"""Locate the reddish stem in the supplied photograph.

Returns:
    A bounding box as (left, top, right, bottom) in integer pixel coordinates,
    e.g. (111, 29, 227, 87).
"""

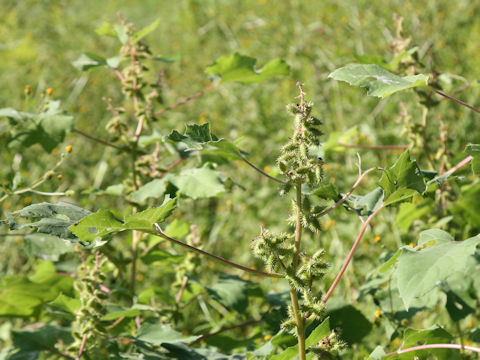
(154, 81, 221, 116)
(322, 203, 385, 304)
(383, 343, 480, 357)
(338, 143, 408, 150)
(317, 167, 378, 218)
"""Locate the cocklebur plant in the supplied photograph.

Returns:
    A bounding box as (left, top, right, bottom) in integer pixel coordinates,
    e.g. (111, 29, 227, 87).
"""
(251, 84, 339, 359)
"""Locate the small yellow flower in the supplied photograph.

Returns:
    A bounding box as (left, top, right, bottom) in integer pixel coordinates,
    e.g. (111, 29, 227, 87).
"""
(401, 319, 408, 326)
(375, 310, 382, 318)
(263, 165, 271, 173)
(243, 275, 250, 281)
(465, 340, 472, 346)
(24, 85, 32, 95)
(136, 273, 144, 281)
(57, 174, 63, 180)
(226, 199, 232, 206)
(322, 219, 336, 231)
(24, 196, 32, 204)
(408, 242, 415, 248)
(467, 321, 473, 328)
(374, 235, 381, 243)
(66, 145, 73, 152)
(46, 88, 53, 95)
(264, 334, 271, 341)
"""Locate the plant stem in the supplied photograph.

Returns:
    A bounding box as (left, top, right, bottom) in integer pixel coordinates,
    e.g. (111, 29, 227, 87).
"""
(383, 343, 480, 357)
(338, 143, 408, 150)
(317, 167, 378, 218)
(239, 154, 286, 184)
(75, 333, 88, 360)
(429, 86, 480, 114)
(153, 81, 221, 116)
(322, 203, 385, 304)
(153, 224, 283, 278)
(290, 182, 306, 360)
(73, 128, 126, 151)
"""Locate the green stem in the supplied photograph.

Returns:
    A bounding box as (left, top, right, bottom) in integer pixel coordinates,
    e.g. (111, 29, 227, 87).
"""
(291, 182, 306, 360)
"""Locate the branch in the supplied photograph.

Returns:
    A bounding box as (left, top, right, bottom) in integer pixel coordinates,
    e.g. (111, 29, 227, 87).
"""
(322, 203, 385, 304)
(317, 167, 378, 218)
(383, 343, 480, 357)
(338, 143, 408, 150)
(429, 86, 480, 114)
(239, 154, 286, 184)
(154, 81, 221, 116)
(443, 155, 473, 177)
(153, 224, 283, 278)
(73, 129, 126, 151)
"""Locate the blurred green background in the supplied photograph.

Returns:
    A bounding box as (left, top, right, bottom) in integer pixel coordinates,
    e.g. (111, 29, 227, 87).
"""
(1, 0, 480, 357)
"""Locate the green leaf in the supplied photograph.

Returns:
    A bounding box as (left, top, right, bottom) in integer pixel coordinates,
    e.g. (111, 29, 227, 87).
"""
(0, 261, 73, 317)
(7, 202, 92, 240)
(310, 183, 340, 200)
(326, 302, 371, 344)
(465, 143, 480, 175)
(166, 123, 244, 160)
(11, 325, 73, 354)
(5, 100, 74, 152)
(95, 22, 117, 37)
(207, 275, 250, 313)
(395, 200, 434, 233)
(305, 317, 331, 347)
(347, 186, 384, 216)
(368, 346, 387, 360)
(68, 209, 124, 243)
(131, 18, 161, 44)
(124, 200, 177, 231)
(269, 318, 330, 360)
(49, 293, 81, 314)
(391, 327, 460, 360)
(101, 308, 142, 321)
(24, 233, 75, 261)
(395, 232, 480, 310)
(205, 53, 290, 83)
(378, 150, 426, 205)
(70, 198, 176, 243)
(167, 166, 226, 199)
(328, 64, 429, 98)
(130, 179, 168, 203)
(141, 249, 184, 265)
(445, 289, 475, 322)
(72, 52, 107, 71)
(136, 323, 201, 345)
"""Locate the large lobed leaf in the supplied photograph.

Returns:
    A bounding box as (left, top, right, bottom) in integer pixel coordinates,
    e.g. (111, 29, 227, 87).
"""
(395, 229, 480, 310)
(205, 53, 290, 83)
(328, 64, 428, 98)
(69, 197, 176, 243)
(1, 100, 74, 153)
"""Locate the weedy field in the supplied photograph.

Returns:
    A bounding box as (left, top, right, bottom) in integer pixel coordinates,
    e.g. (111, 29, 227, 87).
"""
(1, 1, 480, 359)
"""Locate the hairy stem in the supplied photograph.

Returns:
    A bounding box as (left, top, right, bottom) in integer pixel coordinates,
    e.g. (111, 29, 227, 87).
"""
(290, 182, 306, 360)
